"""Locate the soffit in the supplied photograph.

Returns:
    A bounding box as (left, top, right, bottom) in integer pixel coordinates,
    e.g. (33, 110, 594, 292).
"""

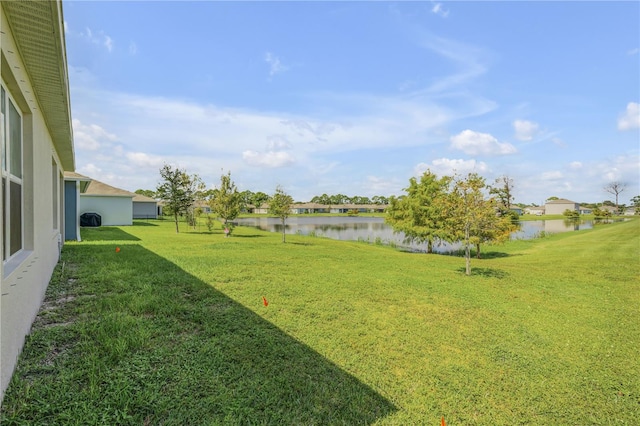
(3, 0, 74, 170)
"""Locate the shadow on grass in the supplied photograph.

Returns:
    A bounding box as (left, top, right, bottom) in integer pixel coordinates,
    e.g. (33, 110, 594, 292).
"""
(80, 226, 141, 241)
(229, 234, 267, 239)
(1, 244, 396, 425)
(131, 220, 159, 226)
(457, 267, 509, 278)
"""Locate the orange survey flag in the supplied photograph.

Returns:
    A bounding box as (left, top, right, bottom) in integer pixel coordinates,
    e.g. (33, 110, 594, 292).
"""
(262, 296, 268, 307)
(441, 416, 446, 426)
(115, 247, 121, 253)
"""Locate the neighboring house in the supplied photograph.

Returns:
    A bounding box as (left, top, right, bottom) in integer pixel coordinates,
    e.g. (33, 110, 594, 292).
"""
(329, 204, 387, 214)
(65, 172, 158, 224)
(254, 203, 386, 215)
(290, 203, 329, 214)
(71, 174, 134, 226)
(579, 206, 593, 215)
(1, 1, 74, 400)
(510, 207, 524, 216)
(133, 193, 158, 219)
(545, 198, 579, 215)
(193, 200, 211, 214)
(598, 205, 618, 215)
(525, 206, 545, 216)
(623, 207, 638, 216)
(63, 172, 91, 241)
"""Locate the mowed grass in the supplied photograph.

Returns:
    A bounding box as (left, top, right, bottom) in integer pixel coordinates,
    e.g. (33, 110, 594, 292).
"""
(2, 218, 638, 424)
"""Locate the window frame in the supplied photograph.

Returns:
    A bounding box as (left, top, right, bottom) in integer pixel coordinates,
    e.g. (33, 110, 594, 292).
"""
(1, 82, 24, 262)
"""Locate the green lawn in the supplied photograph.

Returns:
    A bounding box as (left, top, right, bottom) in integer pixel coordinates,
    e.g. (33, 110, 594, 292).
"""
(2, 218, 639, 425)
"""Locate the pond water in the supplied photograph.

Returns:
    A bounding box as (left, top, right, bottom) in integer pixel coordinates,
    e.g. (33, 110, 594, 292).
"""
(235, 216, 596, 253)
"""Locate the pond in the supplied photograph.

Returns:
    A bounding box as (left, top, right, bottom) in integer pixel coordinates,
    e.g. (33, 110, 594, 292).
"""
(235, 216, 596, 253)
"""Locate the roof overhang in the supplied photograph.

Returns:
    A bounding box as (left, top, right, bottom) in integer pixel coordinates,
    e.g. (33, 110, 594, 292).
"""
(2, 0, 74, 170)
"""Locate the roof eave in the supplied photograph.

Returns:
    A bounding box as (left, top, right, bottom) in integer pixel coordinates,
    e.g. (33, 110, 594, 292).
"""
(2, 0, 74, 170)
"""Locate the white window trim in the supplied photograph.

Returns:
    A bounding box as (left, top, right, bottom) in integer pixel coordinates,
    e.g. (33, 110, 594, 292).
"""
(1, 81, 24, 264)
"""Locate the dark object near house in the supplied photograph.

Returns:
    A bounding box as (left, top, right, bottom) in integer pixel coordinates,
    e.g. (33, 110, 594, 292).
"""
(80, 212, 101, 227)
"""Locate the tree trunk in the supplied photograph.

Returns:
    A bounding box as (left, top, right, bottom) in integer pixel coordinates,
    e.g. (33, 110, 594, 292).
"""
(475, 243, 481, 259)
(465, 225, 471, 275)
(174, 213, 179, 233)
(281, 218, 286, 243)
(427, 238, 433, 254)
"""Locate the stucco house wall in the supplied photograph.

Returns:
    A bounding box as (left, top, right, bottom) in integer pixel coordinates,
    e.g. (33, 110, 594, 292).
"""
(81, 195, 133, 226)
(73, 175, 135, 226)
(1, 1, 74, 401)
(133, 194, 158, 219)
(545, 199, 579, 215)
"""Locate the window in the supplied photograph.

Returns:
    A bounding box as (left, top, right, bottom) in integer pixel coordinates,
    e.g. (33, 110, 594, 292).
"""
(1, 84, 23, 260)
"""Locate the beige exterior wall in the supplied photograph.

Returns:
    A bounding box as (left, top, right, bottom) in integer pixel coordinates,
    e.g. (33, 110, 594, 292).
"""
(545, 201, 579, 215)
(0, 7, 67, 400)
(133, 201, 158, 219)
(80, 196, 134, 226)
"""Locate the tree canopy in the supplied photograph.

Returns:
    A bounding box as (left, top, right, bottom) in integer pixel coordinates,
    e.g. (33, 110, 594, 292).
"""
(156, 164, 203, 233)
(385, 170, 452, 254)
(269, 185, 294, 243)
(387, 171, 516, 275)
(134, 189, 156, 199)
(209, 171, 241, 235)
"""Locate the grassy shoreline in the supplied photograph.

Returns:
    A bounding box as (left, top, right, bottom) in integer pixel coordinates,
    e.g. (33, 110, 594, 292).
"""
(2, 218, 638, 424)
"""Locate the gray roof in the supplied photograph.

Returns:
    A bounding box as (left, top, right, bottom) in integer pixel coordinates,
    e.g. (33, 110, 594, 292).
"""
(132, 193, 157, 203)
(545, 198, 577, 204)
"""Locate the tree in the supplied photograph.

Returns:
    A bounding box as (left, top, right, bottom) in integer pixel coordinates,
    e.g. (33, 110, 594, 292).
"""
(310, 194, 331, 205)
(269, 185, 293, 243)
(252, 191, 270, 209)
(330, 194, 349, 204)
(238, 190, 254, 208)
(631, 195, 640, 214)
(446, 173, 512, 275)
(489, 175, 515, 217)
(604, 181, 626, 214)
(209, 171, 241, 236)
(385, 170, 452, 254)
(156, 164, 202, 233)
(372, 195, 389, 205)
(134, 189, 156, 199)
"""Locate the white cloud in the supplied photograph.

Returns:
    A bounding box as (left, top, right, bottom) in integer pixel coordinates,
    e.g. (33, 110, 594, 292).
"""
(78, 163, 102, 176)
(628, 47, 639, 56)
(541, 171, 564, 181)
(431, 2, 449, 18)
(242, 150, 295, 168)
(450, 129, 516, 156)
(617, 102, 640, 131)
(415, 158, 489, 177)
(72, 118, 118, 151)
(104, 36, 113, 53)
(129, 42, 138, 56)
(126, 152, 165, 169)
(265, 52, 289, 77)
(569, 161, 583, 170)
(416, 36, 488, 94)
(266, 135, 291, 151)
(365, 176, 402, 195)
(69, 26, 114, 53)
(513, 119, 540, 141)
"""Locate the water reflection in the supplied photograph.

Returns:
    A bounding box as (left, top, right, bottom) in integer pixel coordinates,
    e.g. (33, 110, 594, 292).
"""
(236, 217, 596, 253)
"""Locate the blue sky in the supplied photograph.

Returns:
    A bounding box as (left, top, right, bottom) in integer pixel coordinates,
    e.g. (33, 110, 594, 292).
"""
(64, 1, 639, 205)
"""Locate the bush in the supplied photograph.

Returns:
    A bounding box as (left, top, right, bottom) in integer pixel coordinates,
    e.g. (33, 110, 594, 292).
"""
(563, 209, 579, 219)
